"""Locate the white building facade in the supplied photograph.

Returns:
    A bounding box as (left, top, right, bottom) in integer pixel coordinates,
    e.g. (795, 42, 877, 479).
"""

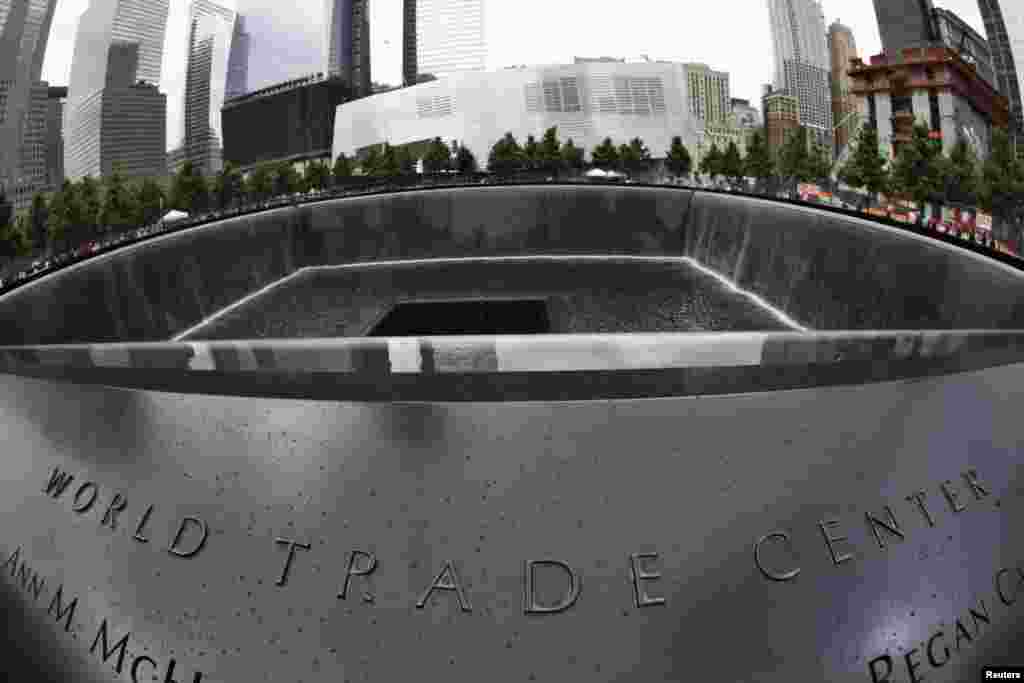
(416, 0, 485, 77)
(332, 62, 703, 171)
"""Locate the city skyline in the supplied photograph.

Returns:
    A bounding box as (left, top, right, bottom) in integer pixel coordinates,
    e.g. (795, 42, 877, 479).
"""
(37, 0, 992, 156)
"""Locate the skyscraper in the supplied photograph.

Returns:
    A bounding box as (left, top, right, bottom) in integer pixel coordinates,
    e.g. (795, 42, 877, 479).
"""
(872, 0, 937, 54)
(0, 0, 58, 203)
(324, 0, 370, 97)
(683, 64, 730, 123)
(44, 85, 66, 192)
(416, 0, 485, 78)
(403, 0, 417, 86)
(978, 0, 1024, 152)
(932, 7, 997, 91)
(766, 0, 833, 155)
(183, 0, 237, 176)
(64, 0, 170, 181)
(226, 15, 250, 100)
(829, 21, 858, 153)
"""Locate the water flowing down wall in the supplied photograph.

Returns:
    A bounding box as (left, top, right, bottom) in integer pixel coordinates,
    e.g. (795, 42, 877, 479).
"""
(0, 186, 1023, 683)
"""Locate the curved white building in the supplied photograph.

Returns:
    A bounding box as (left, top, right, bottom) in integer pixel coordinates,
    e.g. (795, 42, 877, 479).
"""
(332, 62, 703, 170)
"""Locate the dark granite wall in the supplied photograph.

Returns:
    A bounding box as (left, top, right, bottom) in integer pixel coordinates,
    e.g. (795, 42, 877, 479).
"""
(0, 185, 1021, 345)
(683, 193, 1024, 330)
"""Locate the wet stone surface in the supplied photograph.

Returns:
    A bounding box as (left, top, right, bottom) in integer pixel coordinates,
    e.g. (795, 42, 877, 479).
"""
(183, 259, 792, 340)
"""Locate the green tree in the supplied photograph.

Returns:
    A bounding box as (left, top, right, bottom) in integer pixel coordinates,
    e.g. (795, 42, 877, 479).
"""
(722, 141, 744, 186)
(488, 132, 525, 177)
(839, 125, 890, 209)
(538, 128, 562, 174)
(46, 181, 70, 251)
(0, 187, 11, 233)
(169, 161, 193, 211)
(395, 145, 416, 175)
(99, 163, 137, 234)
(133, 178, 165, 226)
(622, 137, 652, 176)
(890, 123, 945, 219)
(170, 161, 209, 214)
(522, 135, 541, 172)
(332, 153, 353, 186)
(28, 192, 49, 254)
(12, 213, 31, 256)
(0, 219, 21, 263)
(423, 137, 451, 174)
(699, 143, 723, 183)
(777, 127, 812, 195)
(941, 135, 979, 207)
(0, 199, 15, 262)
(560, 138, 584, 175)
(191, 173, 210, 213)
(743, 130, 774, 192)
(361, 146, 381, 176)
(77, 176, 102, 239)
(665, 136, 693, 180)
(370, 143, 400, 177)
(303, 160, 331, 192)
(214, 161, 245, 208)
(590, 137, 620, 171)
(539, 127, 562, 177)
(978, 127, 1024, 242)
(455, 143, 478, 174)
(273, 161, 301, 194)
(246, 163, 274, 202)
(62, 180, 91, 249)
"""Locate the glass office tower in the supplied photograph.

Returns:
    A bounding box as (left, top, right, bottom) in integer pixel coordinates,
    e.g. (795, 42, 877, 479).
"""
(183, 0, 238, 176)
(0, 0, 58, 201)
(64, 0, 170, 181)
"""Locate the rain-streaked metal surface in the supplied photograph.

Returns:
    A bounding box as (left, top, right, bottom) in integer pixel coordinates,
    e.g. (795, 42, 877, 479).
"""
(0, 186, 1023, 682)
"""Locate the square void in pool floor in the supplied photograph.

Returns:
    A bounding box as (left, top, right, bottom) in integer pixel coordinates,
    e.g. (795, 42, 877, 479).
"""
(366, 299, 552, 336)
(177, 260, 796, 340)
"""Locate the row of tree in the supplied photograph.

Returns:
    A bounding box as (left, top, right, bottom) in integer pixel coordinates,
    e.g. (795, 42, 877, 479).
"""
(481, 126, 828, 194)
(5, 122, 1023, 266)
(837, 122, 1024, 238)
(0, 167, 168, 262)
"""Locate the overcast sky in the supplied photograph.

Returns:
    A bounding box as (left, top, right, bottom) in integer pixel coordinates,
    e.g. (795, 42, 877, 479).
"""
(40, 0, 987, 151)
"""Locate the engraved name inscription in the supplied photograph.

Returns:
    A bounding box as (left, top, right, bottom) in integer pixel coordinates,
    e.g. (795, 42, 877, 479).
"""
(866, 566, 1024, 682)
(2, 546, 206, 682)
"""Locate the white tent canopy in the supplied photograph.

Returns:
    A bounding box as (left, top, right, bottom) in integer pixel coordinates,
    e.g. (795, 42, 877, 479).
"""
(162, 210, 189, 222)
